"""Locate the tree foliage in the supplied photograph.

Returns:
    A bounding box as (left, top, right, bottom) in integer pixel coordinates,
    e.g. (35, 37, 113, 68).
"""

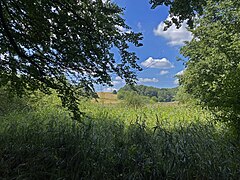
(0, 87, 30, 115)
(122, 91, 149, 108)
(0, 0, 142, 119)
(118, 85, 177, 102)
(150, 0, 208, 28)
(179, 0, 240, 132)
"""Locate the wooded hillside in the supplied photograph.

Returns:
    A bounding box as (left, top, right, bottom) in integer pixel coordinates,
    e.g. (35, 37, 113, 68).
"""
(117, 85, 178, 102)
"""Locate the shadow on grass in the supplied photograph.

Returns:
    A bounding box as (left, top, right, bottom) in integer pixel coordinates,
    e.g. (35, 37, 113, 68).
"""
(0, 109, 239, 179)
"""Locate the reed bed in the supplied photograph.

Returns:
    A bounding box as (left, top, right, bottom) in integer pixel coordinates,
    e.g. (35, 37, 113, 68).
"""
(0, 98, 239, 179)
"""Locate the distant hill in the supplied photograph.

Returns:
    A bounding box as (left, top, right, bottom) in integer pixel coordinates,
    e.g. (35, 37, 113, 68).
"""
(117, 85, 178, 102)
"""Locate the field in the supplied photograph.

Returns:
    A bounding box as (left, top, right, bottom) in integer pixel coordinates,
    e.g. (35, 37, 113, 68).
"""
(0, 92, 239, 179)
(93, 92, 121, 104)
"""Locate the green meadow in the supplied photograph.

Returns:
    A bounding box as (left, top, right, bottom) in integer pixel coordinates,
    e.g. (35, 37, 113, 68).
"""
(0, 93, 239, 179)
(1, 0, 240, 179)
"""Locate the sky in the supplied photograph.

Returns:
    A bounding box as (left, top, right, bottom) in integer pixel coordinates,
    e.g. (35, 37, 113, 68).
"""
(97, 0, 192, 92)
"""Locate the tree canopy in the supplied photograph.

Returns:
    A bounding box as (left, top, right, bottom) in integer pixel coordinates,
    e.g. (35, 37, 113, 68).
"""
(179, 0, 240, 132)
(118, 85, 177, 102)
(150, 0, 208, 28)
(0, 0, 142, 119)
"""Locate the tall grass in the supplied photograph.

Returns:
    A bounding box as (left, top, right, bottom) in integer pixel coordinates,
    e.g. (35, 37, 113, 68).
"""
(0, 96, 239, 179)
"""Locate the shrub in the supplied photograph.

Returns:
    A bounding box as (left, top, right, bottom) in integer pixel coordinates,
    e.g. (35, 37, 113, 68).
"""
(124, 91, 149, 108)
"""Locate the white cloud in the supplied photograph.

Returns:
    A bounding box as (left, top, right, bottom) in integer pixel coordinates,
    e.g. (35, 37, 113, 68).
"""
(174, 69, 185, 85)
(175, 70, 184, 76)
(174, 79, 179, 85)
(115, 25, 131, 34)
(92, 0, 107, 3)
(96, 0, 111, 3)
(141, 57, 174, 69)
(112, 80, 122, 85)
(154, 16, 193, 46)
(137, 22, 143, 31)
(115, 76, 122, 81)
(116, 25, 125, 32)
(138, 78, 159, 83)
(103, 87, 118, 92)
(160, 70, 169, 75)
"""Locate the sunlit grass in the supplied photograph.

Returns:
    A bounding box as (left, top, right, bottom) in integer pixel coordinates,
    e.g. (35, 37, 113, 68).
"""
(92, 92, 122, 104)
(0, 94, 239, 179)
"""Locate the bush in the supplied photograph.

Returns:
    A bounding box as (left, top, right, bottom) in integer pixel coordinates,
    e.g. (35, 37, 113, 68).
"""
(124, 91, 149, 108)
(180, 0, 240, 134)
(0, 88, 30, 116)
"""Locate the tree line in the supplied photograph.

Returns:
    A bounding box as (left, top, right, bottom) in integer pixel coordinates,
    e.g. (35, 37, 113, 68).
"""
(117, 85, 178, 102)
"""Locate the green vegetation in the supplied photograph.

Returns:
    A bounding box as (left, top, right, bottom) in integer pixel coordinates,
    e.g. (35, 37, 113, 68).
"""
(0, 93, 239, 179)
(112, 90, 117, 94)
(122, 91, 150, 108)
(179, 0, 240, 133)
(95, 92, 121, 104)
(118, 85, 177, 102)
(1, 0, 240, 179)
(150, 0, 207, 28)
(0, 0, 142, 119)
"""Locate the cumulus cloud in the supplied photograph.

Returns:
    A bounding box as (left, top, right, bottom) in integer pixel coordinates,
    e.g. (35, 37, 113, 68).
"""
(112, 80, 122, 85)
(115, 76, 122, 81)
(141, 57, 174, 69)
(154, 16, 193, 46)
(138, 78, 159, 83)
(175, 70, 184, 76)
(115, 25, 131, 34)
(160, 70, 169, 75)
(103, 87, 118, 92)
(174, 69, 185, 85)
(174, 79, 179, 85)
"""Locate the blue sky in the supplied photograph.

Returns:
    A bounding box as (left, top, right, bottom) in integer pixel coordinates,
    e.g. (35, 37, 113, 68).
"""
(97, 0, 192, 92)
